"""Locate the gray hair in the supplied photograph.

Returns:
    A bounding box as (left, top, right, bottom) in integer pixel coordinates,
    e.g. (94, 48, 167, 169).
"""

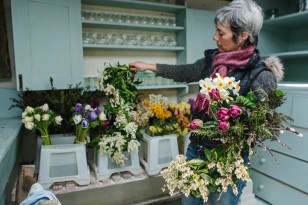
(214, 0, 264, 47)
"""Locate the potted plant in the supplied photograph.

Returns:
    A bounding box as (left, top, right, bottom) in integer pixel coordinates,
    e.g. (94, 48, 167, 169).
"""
(21, 103, 63, 145)
(136, 94, 180, 175)
(92, 63, 143, 181)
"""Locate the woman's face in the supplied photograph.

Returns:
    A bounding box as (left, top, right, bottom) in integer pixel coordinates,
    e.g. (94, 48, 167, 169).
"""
(212, 22, 241, 52)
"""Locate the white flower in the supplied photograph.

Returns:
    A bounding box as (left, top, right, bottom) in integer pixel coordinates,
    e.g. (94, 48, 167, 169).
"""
(25, 106, 34, 114)
(40, 103, 49, 112)
(124, 122, 138, 138)
(127, 140, 140, 152)
(85, 104, 91, 110)
(42, 114, 50, 121)
(55, 115, 63, 125)
(22, 116, 33, 123)
(73, 114, 82, 124)
(25, 122, 34, 130)
(99, 112, 107, 121)
(34, 114, 41, 121)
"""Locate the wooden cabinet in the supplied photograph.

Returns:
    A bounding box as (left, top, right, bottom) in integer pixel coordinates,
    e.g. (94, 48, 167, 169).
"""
(11, 0, 84, 91)
(258, 0, 308, 83)
(251, 89, 308, 204)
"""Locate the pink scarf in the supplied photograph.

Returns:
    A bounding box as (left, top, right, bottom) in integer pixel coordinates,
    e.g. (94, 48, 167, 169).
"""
(210, 46, 255, 78)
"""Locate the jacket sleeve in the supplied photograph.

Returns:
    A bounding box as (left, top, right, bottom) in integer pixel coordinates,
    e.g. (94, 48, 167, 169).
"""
(251, 70, 277, 100)
(156, 58, 211, 83)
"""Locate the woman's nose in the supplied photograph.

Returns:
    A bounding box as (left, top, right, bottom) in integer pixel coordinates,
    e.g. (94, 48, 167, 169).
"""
(212, 32, 218, 42)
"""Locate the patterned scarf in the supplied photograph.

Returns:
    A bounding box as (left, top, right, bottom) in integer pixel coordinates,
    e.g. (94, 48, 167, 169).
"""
(210, 46, 255, 78)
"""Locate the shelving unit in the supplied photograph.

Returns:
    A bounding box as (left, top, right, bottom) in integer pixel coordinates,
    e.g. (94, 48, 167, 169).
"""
(259, 1, 308, 83)
(81, 0, 188, 99)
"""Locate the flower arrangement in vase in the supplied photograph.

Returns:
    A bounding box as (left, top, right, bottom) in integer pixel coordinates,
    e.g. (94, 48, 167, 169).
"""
(137, 94, 192, 137)
(95, 63, 143, 165)
(21, 103, 63, 145)
(161, 73, 303, 202)
(71, 103, 108, 144)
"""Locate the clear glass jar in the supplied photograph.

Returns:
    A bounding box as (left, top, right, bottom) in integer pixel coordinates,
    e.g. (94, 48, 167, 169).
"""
(81, 11, 88, 20)
(95, 33, 110, 44)
(97, 12, 106, 21)
(164, 36, 177, 47)
(132, 16, 140, 24)
(110, 33, 124, 45)
(125, 34, 138, 46)
(114, 14, 124, 23)
(82, 33, 95, 44)
(88, 12, 96, 21)
(124, 15, 132, 23)
(155, 17, 163, 26)
(152, 36, 165, 46)
(139, 35, 152, 46)
(106, 13, 115, 22)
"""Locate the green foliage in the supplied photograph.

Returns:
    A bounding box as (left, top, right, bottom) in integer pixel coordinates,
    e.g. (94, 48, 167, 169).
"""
(10, 77, 105, 135)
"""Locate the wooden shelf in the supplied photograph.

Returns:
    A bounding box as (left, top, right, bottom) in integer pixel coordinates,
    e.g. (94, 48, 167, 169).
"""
(82, 20, 185, 32)
(262, 50, 308, 59)
(82, 0, 186, 12)
(83, 44, 185, 51)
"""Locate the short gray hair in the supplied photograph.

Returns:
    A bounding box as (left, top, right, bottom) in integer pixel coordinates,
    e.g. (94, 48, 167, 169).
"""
(214, 0, 264, 47)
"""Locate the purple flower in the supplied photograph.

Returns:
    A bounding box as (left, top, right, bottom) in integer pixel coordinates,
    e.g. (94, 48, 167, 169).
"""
(75, 103, 82, 112)
(229, 104, 242, 118)
(188, 98, 196, 111)
(216, 107, 230, 121)
(89, 111, 98, 121)
(94, 108, 101, 115)
(81, 118, 89, 129)
(209, 88, 221, 101)
(218, 120, 230, 131)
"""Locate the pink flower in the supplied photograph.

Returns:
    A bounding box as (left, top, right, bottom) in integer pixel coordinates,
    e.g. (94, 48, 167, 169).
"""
(189, 119, 204, 130)
(218, 120, 230, 131)
(229, 104, 242, 118)
(216, 107, 230, 121)
(209, 88, 221, 101)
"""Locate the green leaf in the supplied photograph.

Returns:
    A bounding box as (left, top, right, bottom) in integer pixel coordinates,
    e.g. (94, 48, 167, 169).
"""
(204, 149, 211, 160)
(188, 159, 205, 166)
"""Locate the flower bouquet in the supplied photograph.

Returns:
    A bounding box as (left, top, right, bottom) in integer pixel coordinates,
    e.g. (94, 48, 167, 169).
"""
(95, 63, 143, 165)
(137, 94, 177, 136)
(71, 103, 108, 144)
(169, 101, 192, 137)
(21, 103, 63, 145)
(161, 73, 303, 202)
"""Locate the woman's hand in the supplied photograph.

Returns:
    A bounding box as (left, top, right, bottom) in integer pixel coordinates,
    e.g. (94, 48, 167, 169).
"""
(129, 61, 157, 72)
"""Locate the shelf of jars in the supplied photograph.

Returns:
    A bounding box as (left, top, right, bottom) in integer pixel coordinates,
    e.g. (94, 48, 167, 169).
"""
(81, 0, 186, 12)
(82, 20, 184, 32)
(263, 10, 308, 29)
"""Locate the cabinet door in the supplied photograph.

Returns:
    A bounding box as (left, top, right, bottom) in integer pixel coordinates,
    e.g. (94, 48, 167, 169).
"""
(185, 9, 216, 64)
(11, 0, 83, 91)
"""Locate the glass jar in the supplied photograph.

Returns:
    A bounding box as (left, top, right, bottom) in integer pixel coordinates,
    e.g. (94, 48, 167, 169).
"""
(81, 11, 88, 20)
(88, 12, 96, 21)
(95, 33, 110, 45)
(125, 34, 138, 46)
(114, 14, 124, 23)
(82, 33, 95, 44)
(164, 36, 177, 47)
(124, 15, 132, 23)
(152, 36, 165, 46)
(154, 17, 163, 26)
(97, 12, 106, 21)
(106, 13, 115, 22)
(110, 34, 124, 45)
(132, 16, 140, 24)
(139, 35, 152, 46)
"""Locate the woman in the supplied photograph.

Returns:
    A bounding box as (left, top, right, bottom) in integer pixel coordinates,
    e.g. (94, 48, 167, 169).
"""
(130, 0, 284, 204)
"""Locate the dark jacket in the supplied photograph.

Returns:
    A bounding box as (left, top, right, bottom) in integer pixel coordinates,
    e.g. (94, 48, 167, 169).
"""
(156, 48, 283, 149)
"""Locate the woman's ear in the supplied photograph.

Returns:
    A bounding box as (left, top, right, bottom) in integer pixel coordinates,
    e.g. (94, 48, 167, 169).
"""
(238, 32, 249, 46)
